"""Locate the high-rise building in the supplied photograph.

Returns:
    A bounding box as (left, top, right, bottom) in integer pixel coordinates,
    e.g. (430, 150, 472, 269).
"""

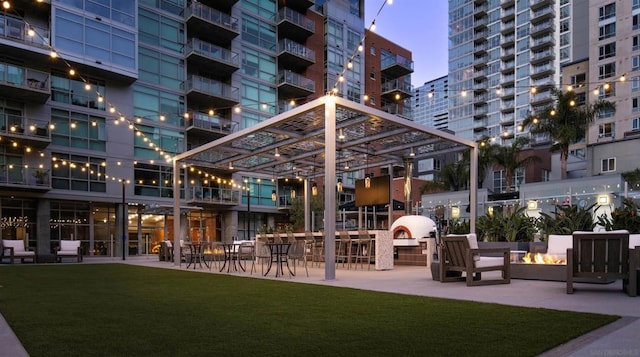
(0, 0, 409, 257)
(585, 0, 640, 177)
(413, 76, 449, 130)
(448, 0, 587, 144)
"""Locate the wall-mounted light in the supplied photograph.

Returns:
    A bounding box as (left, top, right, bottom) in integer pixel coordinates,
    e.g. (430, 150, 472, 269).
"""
(597, 194, 609, 205)
(527, 200, 538, 210)
(451, 207, 460, 218)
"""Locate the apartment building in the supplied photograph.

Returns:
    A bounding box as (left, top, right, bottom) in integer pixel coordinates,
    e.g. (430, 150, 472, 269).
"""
(0, 0, 411, 258)
(585, 0, 640, 177)
(446, 0, 587, 192)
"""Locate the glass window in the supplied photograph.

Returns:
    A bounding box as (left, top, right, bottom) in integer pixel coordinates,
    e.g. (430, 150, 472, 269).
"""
(138, 8, 184, 53)
(51, 152, 106, 192)
(632, 118, 640, 131)
(601, 157, 616, 173)
(599, 123, 614, 138)
(634, 35, 640, 51)
(241, 46, 276, 83)
(598, 62, 616, 79)
(54, 8, 136, 71)
(599, 42, 616, 60)
(133, 85, 185, 126)
(134, 162, 178, 198)
(241, 14, 276, 51)
(598, 23, 616, 40)
(138, 47, 184, 90)
(598, 3, 616, 21)
(241, 0, 276, 20)
(633, 55, 640, 72)
(326, 18, 344, 48)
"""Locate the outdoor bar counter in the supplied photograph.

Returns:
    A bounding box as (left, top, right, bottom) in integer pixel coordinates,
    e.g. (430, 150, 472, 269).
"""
(262, 230, 393, 270)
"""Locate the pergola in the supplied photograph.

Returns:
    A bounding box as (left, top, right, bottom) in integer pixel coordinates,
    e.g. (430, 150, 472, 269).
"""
(172, 95, 478, 280)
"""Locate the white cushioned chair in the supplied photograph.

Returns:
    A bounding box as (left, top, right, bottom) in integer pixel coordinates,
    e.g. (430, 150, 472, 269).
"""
(55, 240, 83, 263)
(439, 234, 510, 286)
(1, 239, 37, 264)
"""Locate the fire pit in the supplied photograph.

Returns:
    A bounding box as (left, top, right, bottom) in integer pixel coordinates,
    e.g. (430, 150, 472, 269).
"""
(511, 252, 567, 282)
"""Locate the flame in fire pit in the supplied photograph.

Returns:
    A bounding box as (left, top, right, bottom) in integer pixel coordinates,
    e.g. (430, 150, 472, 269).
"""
(521, 252, 566, 265)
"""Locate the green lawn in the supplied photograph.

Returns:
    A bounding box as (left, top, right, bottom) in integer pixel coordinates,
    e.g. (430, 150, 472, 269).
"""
(0, 264, 618, 356)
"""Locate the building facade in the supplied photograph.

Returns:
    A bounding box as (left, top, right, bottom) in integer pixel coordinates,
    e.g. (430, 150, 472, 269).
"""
(0, 0, 411, 258)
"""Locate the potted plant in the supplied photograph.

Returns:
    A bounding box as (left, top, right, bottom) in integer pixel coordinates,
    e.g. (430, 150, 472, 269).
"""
(33, 169, 48, 184)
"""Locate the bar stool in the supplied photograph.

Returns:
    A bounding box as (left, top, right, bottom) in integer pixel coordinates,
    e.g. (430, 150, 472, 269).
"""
(354, 230, 373, 270)
(336, 231, 352, 268)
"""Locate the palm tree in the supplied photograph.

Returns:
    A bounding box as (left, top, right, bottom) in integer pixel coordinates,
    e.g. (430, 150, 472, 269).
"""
(493, 136, 540, 193)
(522, 88, 615, 180)
(476, 137, 499, 189)
(438, 159, 469, 191)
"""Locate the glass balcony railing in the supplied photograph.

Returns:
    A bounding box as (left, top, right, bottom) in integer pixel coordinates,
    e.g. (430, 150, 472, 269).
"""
(186, 76, 239, 102)
(186, 38, 239, 67)
(277, 7, 314, 32)
(0, 13, 50, 48)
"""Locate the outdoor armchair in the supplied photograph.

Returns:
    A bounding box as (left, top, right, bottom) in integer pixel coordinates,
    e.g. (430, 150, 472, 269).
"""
(55, 240, 83, 263)
(438, 234, 510, 286)
(1, 239, 37, 264)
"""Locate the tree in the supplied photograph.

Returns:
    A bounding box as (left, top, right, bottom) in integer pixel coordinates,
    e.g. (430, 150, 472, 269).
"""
(476, 137, 499, 189)
(522, 88, 615, 180)
(493, 136, 540, 193)
(288, 194, 324, 231)
(438, 159, 469, 191)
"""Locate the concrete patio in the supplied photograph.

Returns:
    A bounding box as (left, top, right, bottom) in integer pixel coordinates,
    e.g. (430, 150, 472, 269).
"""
(1, 256, 638, 356)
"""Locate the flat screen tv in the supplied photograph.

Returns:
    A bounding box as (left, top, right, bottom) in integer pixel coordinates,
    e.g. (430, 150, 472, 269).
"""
(355, 175, 390, 207)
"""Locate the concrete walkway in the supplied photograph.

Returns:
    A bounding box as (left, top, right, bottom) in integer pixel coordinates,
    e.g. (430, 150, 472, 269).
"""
(1, 257, 638, 356)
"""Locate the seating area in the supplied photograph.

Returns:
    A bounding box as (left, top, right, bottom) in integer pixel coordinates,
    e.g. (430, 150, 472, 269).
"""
(55, 240, 83, 263)
(1, 239, 37, 264)
(567, 231, 636, 297)
(438, 234, 511, 286)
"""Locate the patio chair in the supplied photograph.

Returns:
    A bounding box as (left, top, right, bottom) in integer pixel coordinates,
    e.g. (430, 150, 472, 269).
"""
(255, 237, 271, 275)
(567, 231, 635, 296)
(336, 231, 352, 268)
(438, 234, 510, 286)
(1, 239, 37, 264)
(353, 230, 374, 270)
(288, 238, 309, 277)
(55, 240, 83, 263)
(237, 241, 256, 274)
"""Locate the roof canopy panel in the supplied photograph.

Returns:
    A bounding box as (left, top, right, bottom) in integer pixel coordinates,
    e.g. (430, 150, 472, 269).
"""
(176, 96, 476, 179)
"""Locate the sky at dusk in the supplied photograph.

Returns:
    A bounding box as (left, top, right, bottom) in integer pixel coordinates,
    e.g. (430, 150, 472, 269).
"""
(364, 0, 449, 86)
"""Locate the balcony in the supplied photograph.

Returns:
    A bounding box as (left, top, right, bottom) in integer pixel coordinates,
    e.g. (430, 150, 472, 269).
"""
(530, 49, 554, 64)
(277, 0, 314, 13)
(531, 21, 554, 36)
(277, 7, 314, 43)
(0, 13, 51, 63)
(381, 103, 413, 119)
(0, 165, 51, 191)
(474, 105, 488, 117)
(381, 79, 412, 101)
(0, 113, 51, 148)
(531, 35, 555, 51)
(530, 0, 553, 10)
(474, 17, 488, 29)
(277, 39, 315, 71)
(473, 80, 488, 91)
(474, 68, 488, 80)
(531, 76, 554, 87)
(501, 0, 515, 8)
(0, 62, 50, 103)
(501, 73, 515, 86)
(277, 70, 314, 98)
(183, 112, 238, 139)
(501, 21, 515, 34)
(186, 75, 239, 108)
(530, 90, 553, 105)
(474, 43, 488, 55)
(502, 6, 515, 20)
(531, 63, 554, 78)
(186, 2, 239, 46)
(198, 0, 239, 12)
(186, 39, 239, 78)
(501, 47, 515, 60)
(186, 186, 239, 206)
(474, 92, 488, 103)
(474, 29, 488, 41)
(474, 55, 488, 68)
(501, 101, 515, 112)
(381, 53, 414, 78)
(501, 114, 515, 124)
(500, 86, 515, 98)
(502, 34, 515, 47)
(474, 118, 488, 130)
(531, 6, 554, 22)
(475, 5, 488, 17)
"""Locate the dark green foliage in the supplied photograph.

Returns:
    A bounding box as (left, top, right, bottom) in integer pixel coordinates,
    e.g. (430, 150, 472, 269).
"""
(0, 265, 617, 357)
(475, 204, 536, 242)
(597, 198, 640, 233)
(536, 203, 597, 237)
(449, 219, 470, 234)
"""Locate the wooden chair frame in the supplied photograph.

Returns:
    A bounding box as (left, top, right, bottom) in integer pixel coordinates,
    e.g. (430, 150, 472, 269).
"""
(439, 235, 510, 287)
(567, 231, 636, 297)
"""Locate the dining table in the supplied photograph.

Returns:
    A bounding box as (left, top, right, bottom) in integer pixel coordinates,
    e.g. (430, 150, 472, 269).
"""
(264, 242, 292, 277)
(220, 242, 244, 273)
